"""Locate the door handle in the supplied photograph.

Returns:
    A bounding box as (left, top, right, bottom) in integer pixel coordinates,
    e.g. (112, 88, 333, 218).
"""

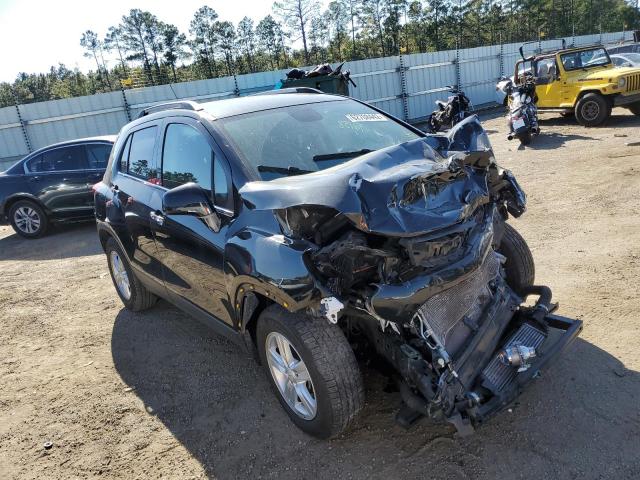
(28, 176, 40, 182)
(150, 211, 164, 226)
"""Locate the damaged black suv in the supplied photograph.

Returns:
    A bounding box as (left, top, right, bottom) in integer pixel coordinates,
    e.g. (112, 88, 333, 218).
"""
(94, 91, 582, 438)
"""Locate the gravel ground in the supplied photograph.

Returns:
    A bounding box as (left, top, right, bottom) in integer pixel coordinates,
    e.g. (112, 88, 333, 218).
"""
(1, 109, 639, 479)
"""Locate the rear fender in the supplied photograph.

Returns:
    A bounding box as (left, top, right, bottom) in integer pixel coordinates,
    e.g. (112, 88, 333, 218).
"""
(2, 193, 50, 218)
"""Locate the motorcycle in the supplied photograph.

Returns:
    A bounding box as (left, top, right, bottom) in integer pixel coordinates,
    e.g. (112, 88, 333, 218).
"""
(498, 76, 540, 145)
(427, 85, 472, 132)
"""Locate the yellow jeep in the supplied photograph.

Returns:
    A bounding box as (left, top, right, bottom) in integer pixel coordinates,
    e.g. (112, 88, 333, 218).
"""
(514, 44, 640, 126)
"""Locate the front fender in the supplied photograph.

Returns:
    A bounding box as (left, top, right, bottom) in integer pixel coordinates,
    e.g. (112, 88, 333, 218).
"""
(224, 227, 321, 325)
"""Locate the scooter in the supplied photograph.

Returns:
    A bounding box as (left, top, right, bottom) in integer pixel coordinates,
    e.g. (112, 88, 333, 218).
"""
(498, 76, 540, 145)
(427, 85, 472, 132)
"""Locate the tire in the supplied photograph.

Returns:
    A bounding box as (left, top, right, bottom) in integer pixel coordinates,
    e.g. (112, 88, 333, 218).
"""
(498, 223, 535, 295)
(427, 114, 440, 133)
(517, 131, 532, 146)
(256, 305, 364, 439)
(629, 102, 640, 116)
(9, 200, 48, 238)
(105, 237, 157, 311)
(575, 93, 610, 127)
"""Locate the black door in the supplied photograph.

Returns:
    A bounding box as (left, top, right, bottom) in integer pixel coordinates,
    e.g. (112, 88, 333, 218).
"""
(26, 144, 93, 219)
(110, 125, 166, 290)
(151, 120, 235, 326)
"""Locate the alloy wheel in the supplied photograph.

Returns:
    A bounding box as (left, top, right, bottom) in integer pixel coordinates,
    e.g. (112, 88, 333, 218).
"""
(265, 331, 317, 420)
(13, 206, 41, 235)
(109, 251, 131, 300)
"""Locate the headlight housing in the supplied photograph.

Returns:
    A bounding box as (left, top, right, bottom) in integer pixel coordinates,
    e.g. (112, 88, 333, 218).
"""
(618, 77, 626, 89)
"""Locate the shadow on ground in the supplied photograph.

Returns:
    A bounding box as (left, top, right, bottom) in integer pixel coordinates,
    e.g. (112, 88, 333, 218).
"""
(111, 307, 640, 479)
(538, 111, 640, 129)
(0, 222, 101, 261)
(525, 132, 599, 150)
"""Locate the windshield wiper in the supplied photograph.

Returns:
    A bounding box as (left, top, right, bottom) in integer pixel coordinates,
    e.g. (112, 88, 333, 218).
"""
(257, 165, 314, 176)
(312, 148, 374, 162)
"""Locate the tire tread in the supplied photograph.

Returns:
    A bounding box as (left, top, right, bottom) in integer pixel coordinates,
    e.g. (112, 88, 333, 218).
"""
(105, 238, 157, 312)
(258, 305, 364, 438)
(499, 223, 535, 294)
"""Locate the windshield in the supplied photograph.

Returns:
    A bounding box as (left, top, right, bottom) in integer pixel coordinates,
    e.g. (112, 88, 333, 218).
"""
(216, 99, 420, 180)
(622, 53, 640, 64)
(561, 48, 610, 71)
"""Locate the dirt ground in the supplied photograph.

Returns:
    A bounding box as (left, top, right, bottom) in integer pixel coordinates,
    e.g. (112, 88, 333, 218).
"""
(1, 109, 639, 480)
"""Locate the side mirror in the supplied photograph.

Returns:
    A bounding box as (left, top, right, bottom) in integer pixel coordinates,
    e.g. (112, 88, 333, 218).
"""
(162, 182, 221, 231)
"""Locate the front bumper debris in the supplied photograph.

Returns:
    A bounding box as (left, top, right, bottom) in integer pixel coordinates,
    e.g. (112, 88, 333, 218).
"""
(390, 280, 583, 436)
(613, 92, 640, 106)
(465, 313, 583, 428)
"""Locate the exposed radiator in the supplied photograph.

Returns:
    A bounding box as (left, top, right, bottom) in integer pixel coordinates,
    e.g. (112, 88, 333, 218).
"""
(481, 322, 546, 393)
(414, 252, 500, 350)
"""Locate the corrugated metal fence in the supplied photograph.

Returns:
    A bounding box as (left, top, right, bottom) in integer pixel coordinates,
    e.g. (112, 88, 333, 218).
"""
(0, 30, 633, 170)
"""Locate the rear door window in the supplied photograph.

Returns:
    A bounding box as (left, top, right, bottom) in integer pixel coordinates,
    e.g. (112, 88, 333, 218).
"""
(126, 127, 159, 182)
(29, 145, 87, 172)
(86, 144, 112, 169)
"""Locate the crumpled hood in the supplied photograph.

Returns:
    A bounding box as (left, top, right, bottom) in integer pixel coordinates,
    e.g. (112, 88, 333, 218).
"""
(239, 116, 497, 237)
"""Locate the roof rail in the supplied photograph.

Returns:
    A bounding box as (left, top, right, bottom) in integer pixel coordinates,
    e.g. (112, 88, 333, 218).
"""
(252, 87, 324, 96)
(137, 100, 203, 119)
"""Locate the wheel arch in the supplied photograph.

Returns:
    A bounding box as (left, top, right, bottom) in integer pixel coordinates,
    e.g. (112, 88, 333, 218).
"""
(239, 290, 275, 344)
(96, 221, 132, 262)
(4, 193, 49, 217)
(575, 89, 613, 107)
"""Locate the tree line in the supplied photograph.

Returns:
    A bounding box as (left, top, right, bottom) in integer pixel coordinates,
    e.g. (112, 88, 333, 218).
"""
(1, 0, 638, 107)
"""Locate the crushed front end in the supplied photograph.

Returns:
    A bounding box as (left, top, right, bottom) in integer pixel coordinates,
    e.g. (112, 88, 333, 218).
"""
(240, 116, 582, 434)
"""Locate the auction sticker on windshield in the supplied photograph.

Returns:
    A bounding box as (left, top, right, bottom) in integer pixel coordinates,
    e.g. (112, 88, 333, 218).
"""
(345, 113, 387, 122)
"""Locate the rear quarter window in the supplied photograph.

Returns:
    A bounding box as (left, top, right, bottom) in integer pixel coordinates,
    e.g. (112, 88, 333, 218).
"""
(86, 144, 112, 169)
(120, 127, 159, 182)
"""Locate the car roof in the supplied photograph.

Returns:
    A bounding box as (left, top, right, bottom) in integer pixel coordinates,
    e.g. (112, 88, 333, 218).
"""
(532, 44, 608, 60)
(20, 135, 116, 161)
(200, 92, 348, 119)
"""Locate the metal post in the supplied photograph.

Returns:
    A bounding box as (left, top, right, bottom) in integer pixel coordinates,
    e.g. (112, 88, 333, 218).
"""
(456, 0, 463, 90)
(537, 31, 542, 53)
(572, 0, 579, 46)
(499, 33, 504, 78)
(455, 39, 461, 91)
(120, 85, 131, 122)
(599, 24, 603, 44)
(233, 74, 241, 97)
(12, 91, 32, 153)
(398, 53, 409, 122)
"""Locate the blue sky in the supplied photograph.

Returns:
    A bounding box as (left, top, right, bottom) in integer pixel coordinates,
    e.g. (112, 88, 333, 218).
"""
(0, 0, 282, 82)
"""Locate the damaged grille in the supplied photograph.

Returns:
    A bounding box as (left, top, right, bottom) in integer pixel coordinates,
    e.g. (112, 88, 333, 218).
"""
(414, 252, 500, 352)
(626, 73, 640, 93)
(481, 323, 546, 393)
